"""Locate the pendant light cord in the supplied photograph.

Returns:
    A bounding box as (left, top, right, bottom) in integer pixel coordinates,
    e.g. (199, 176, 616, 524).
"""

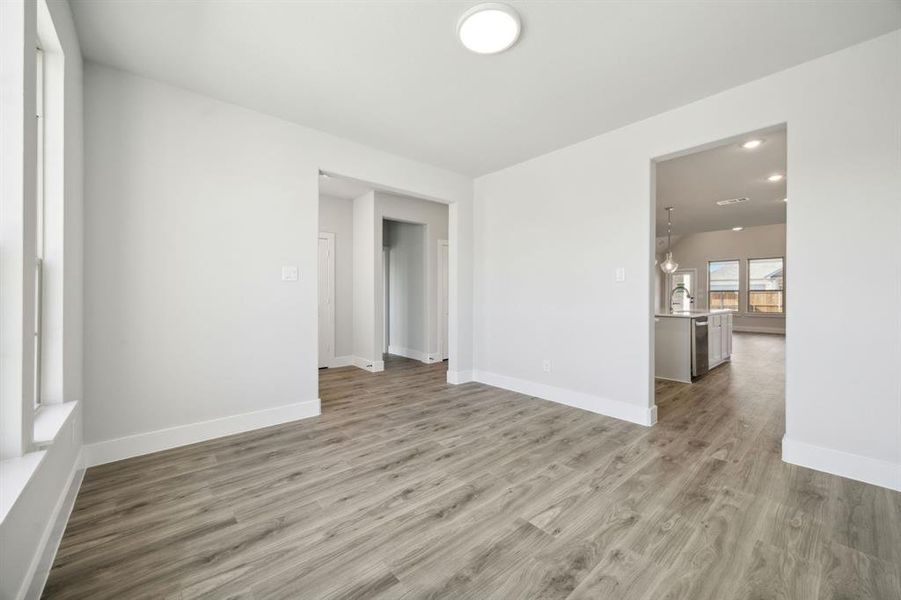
(666, 207, 673, 252)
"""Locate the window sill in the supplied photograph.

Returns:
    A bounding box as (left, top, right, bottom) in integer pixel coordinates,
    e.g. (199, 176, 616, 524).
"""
(0, 451, 47, 524)
(33, 401, 77, 447)
(0, 401, 77, 524)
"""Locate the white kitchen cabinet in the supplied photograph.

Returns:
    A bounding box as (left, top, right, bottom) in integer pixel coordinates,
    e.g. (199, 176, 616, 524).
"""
(710, 312, 733, 368)
(655, 310, 733, 383)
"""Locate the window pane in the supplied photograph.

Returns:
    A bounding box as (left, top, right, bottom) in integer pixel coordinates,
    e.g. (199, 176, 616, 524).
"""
(749, 258, 783, 291)
(749, 258, 784, 313)
(709, 291, 739, 311)
(709, 260, 739, 291)
(708, 260, 739, 311)
(749, 291, 784, 313)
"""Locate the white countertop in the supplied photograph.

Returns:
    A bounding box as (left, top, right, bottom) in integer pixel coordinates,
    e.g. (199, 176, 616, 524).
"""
(655, 309, 733, 319)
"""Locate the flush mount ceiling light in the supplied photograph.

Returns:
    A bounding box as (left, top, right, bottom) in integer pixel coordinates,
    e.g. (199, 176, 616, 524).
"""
(783, 197, 788, 202)
(741, 139, 763, 149)
(457, 3, 521, 54)
(767, 173, 784, 182)
(732, 226, 744, 231)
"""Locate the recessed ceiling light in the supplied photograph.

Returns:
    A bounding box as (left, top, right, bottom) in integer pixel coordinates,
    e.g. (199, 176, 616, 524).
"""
(783, 197, 787, 202)
(732, 226, 744, 231)
(767, 173, 784, 182)
(457, 3, 521, 55)
(741, 139, 763, 149)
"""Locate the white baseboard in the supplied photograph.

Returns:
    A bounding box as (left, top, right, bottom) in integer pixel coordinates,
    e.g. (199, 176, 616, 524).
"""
(782, 436, 901, 492)
(327, 355, 354, 368)
(20, 449, 84, 600)
(352, 357, 384, 372)
(387, 345, 431, 364)
(733, 325, 785, 335)
(472, 370, 656, 426)
(83, 399, 321, 467)
(447, 370, 474, 385)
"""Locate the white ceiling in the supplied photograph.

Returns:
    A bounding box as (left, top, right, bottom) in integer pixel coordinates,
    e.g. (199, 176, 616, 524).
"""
(70, 1, 901, 176)
(655, 127, 786, 237)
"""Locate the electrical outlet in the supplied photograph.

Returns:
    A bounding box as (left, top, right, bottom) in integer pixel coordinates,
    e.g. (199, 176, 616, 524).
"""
(542, 360, 551, 373)
(615, 267, 626, 282)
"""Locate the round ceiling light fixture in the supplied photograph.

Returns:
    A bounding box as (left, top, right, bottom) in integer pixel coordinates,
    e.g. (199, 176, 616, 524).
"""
(457, 3, 521, 55)
(741, 139, 763, 149)
(767, 173, 784, 182)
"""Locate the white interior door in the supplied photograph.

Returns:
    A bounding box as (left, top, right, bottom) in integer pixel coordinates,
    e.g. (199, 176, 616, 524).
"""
(438, 240, 449, 360)
(318, 233, 335, 368)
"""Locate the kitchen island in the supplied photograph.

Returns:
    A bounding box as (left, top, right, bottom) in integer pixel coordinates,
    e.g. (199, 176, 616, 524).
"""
(655, 309, 733, 383)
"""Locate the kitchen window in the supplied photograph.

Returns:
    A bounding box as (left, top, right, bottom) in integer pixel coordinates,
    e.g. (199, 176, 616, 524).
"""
(748, 257, 785, 313)
(708, 260, 739, 311)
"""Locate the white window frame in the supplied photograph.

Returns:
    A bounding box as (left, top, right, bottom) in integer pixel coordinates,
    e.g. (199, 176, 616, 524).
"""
(747, 256, 786, 315)
(34, 46, 45, 409)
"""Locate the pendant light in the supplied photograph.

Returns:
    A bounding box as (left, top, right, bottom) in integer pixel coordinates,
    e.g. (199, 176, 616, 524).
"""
(660, 207, 679, 274)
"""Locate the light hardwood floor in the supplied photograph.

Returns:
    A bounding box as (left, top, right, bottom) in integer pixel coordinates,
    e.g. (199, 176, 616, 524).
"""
(44, 334, 900, 599)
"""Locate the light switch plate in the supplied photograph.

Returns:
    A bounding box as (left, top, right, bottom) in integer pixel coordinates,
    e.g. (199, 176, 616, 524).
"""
(281, 266, 299, 281)
(615, 267, 626, 282)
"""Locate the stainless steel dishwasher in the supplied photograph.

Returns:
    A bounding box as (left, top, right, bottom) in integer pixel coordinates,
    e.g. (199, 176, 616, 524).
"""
(691, 317, 709, 378)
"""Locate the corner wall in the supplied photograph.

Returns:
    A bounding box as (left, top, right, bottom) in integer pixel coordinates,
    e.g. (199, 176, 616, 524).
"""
(474, 31, 901, 489)
(82, 64, 473, 461)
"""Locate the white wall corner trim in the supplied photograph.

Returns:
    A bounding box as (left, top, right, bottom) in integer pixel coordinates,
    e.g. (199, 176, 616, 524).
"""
(473, 371, 656, 426)
(352, 357, 385, 373)
(83, 400, 321, 467)
(20, 450, 84, 600)
(782, 436, 901, 492)
(446, 370, 474, 385)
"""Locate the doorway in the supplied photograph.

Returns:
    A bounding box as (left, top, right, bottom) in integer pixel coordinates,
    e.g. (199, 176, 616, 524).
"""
(650, 124, 787, 420)
(382, 218, 428, 367)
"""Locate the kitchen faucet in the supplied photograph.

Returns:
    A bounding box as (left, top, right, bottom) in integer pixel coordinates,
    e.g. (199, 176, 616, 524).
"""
(670, 284, 694, 311)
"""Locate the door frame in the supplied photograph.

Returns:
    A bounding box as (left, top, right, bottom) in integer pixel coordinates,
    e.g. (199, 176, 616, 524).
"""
(318, 232, 336, 368)
(437, 239, 449, 361)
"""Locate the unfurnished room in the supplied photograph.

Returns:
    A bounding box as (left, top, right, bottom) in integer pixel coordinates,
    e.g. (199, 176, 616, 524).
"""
(1, 2, 900, 599)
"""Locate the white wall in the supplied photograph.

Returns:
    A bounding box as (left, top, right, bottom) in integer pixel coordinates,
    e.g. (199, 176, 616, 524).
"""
(384, 220, 427, 358)
(474, 31, 901, 489)
(318, 194, 354, 359)
(83, 64, 472, 459)
(0, 0, 84, 597)
(661, 223, 786, 334)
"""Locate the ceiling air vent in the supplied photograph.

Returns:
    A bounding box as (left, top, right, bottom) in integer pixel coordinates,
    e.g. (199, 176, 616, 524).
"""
(716, 197, 750, 206)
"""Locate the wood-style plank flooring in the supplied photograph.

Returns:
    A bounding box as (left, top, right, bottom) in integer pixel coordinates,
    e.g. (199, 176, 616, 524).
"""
(44, 334, 901, 599)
